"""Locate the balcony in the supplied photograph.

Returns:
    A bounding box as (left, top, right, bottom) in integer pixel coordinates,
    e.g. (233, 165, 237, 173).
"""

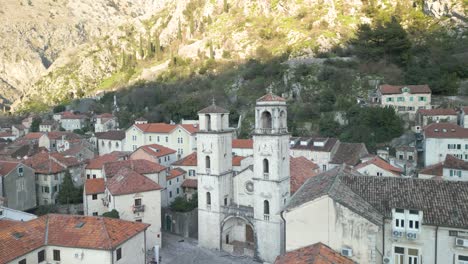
(132, 204, 145, 213)
(206, 168, 211, 175)
(255, 128, 288, 134)
(264, 214, 270, 221)
(263, 173, 269, 180)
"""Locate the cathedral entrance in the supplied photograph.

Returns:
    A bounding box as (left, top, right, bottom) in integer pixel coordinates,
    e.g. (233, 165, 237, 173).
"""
(221, 216, 255, 258)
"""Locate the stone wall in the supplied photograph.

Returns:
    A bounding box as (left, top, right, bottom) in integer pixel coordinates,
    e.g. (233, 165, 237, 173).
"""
(162, 208, 198, 239)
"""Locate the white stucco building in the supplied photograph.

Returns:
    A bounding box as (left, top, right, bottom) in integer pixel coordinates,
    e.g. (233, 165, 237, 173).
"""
(414, 108, 458, 132)
(355, 156, 402, 177)
(423, 123, 468, 166)
(93, 130, 126, 155)
(124, 121, 198, 158)
(94, 113, 119, 132)
(419, 154, 468, 181)
(58, 112, 88, 131)
(378, 84, 431, 115)
(130, 144, 177, 167)
(0, 214, 150, 264)
(284, 166, 468, 264)
(289, 137, 339, 172)
(461, 106, 468, 128)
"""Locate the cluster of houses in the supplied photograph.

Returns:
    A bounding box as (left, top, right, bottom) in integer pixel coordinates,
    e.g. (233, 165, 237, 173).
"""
(0, 86, 468, 264)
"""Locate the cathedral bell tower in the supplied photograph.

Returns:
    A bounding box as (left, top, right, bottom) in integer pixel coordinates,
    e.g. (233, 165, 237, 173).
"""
(197, 100, 233, 250)
(252, 93, 290, 263)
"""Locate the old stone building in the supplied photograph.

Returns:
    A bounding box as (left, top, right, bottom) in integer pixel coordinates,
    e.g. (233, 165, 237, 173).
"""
(197, 93, 290, 263)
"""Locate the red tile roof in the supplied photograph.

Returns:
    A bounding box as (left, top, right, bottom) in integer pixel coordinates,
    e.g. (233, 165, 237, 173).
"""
(257, 93, 286, 102)
(86, 152, 124, 170)
(290, 156, 319, 193)
(0, 132, 13, 138)
(61, 112, 86, 120)
(135, 123, 176, 133)
(84, 178, 105, 195)
(107, 167, 162, 195)
(181, 179, 197, 189)
(104, 159, 166, 178)
(379, 84, 431, 94)
(23, 153, 66, 174)
(23, 132, 44, 140)
(423, 123, 468, 138)
(95, 130, 125, 140)
(274, 242, 354, 264)
(417, 108, 457, 116)
(45, 131, 82, 140)
(167, 168, 186, 180)
(419, 162, 444, 176)
(232, 156, 246, 166)
(138, 144, 176, 158)
(444, 154, 468, 171)
(50, 152, 81, 167)
(232, 139, 253, 149)
(355, 156, 403, 176)
(172, 152, 197, 166)
(0, 161, 20, 176)
(180, 124, 199, 134)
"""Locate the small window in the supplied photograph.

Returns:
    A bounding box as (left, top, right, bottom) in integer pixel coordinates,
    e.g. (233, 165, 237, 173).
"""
(205, 156, 211, 169)
(92, 212, 98, 216)
(87, 174, 90, 179)
(177, 188, 180, 194)
(395, 208, 404, 213)
(53, 250, 61, 261)
(207, 192, 211, 205)
(224, 197, 228, 206)
(169, 191, 172, 198)
(409, 210, 419, 215)
(264, 200, 270, 215)
(136, 219, 142, 222)
(19, 259, 26, 264)
(18, 167, 23, 175)
(93, 174, 96, 178)
(116, 248, 122, 260)
(134, 198, 142, 206)
(92, 194, 98, 200)
(38, 249, 45, 262)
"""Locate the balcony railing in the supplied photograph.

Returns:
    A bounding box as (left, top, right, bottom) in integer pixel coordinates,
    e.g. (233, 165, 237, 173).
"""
(263, 173, 269, 180)
(256, 128, 288, 134)
(264, 214, 270, 221)
(132, 204, 145, 213)
(221, 204, 254, 219)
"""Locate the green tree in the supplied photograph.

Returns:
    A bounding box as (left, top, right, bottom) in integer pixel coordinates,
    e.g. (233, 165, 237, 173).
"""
(57, 170, 82, 204)
(30, 117, 41, 132)
(146, 31, 154, 59)
(154, 34, 161, 59)
(138, 33, 144, 58)
(102, 209, 120, 219)
(170, 194, 197, 212)
(53, 104, 66, 113)
(319, 114, 341, 137)
(177, 19, 182, 40)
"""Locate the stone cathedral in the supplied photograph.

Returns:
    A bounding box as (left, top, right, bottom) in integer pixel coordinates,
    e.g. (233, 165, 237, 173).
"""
(197, 93, 290, 263)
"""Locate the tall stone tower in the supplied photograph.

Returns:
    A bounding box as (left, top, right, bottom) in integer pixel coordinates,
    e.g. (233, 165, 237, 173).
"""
(197, 101, 233, 250)
(253, 93, 290, 263)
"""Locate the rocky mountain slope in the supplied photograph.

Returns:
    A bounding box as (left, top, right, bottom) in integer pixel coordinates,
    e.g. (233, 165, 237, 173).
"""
(0, 0, 465, 112)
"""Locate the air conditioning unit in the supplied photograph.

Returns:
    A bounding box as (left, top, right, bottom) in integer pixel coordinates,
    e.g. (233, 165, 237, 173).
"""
(407, 232, 418, 240)
(392, 230, 403, 238)
(74, 252, 84, 259)
(456, 238, 468, 247)
(341, 247, 353, 257)
(383, 256, 392, 264)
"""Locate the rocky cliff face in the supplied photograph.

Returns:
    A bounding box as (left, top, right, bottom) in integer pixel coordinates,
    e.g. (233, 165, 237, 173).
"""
(0, 0, 465, 112)
(423, 0, 466, 21)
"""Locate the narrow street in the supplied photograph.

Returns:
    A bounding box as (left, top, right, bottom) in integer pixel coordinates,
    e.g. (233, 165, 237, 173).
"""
(154, 232, 260, 264)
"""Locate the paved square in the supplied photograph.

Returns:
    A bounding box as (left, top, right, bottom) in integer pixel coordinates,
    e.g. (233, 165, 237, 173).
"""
(156, 232, 260, 264)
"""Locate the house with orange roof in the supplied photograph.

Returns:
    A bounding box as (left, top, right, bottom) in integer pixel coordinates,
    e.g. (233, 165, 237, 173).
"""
(419, 154, 468, 181)
(84, 151, 129, 179)
(124, 120, 199, 159)
(0, 214, 150, 264)
(355, 156, 403, 177)
(130, 143, 177, 166)
(94, 113, 119, 132)
(0, 161, 36, 211)
(84, 167, 163, 248)
(38, 131, 82, 152)
(377, 84, 431, 115)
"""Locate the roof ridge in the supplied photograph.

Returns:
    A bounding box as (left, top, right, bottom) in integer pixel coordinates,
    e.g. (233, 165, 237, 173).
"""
(101, 217, 113, 249)
(44, 215, 49, 245)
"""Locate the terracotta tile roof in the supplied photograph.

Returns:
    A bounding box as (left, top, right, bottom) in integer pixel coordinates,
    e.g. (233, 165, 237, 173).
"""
(182, 179, 197, 188)
(23, 153, 66, 174)
(85, 178, 105, 195)
(290, 156, 319, 194)
(22, 132, 44, 140)
(198, 103, 229, 114)
(444, 155, 468, 171)
(232, 139, 253, 149)
(135, 123, 176, 133)
(180, 124, 199, 134)
(12, 124, 26, 130)
(379, 84, 431, 94)
(61, 112, 86, 120)
(290, 137, 338, 152)
(86, 152, 124, 170)
(0, 214, 149, 263)
(257, 93, 286, 102)
(138, 144, 177, 158)
(423, 123, 468, 138)
(50, 152, 81, 167)
(104, 159, 166, 178)
(417, 108, 457, 116)
(419, 162, 444, 176)
(330, 142, 368, 166)
(0, 161, 20, 176)
(355, 156, 403, 176)
(167, 168, 186, 180)
(95, 130, 125, 140)
(107, 167, 162, 195)
(289, 166, 468, 228)
(0, 132, 13, 138)
(96, 113, 114, 118)
(232, 156, 246, 166)
(45, 131, 82, 140)
(274, 242, 354, 264)
(172, 152, 197, 166)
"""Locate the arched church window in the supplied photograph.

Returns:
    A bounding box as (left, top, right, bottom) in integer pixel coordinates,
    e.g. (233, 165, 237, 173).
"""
(207, 192, 211, 205)
(205, 114, 211, 131)
(264, 200, 270, 215)
(206, 156, 211, 169)
(261, 111, 272, 129)
(263, 159, 269, 174)
(279, 110, 286, 128)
